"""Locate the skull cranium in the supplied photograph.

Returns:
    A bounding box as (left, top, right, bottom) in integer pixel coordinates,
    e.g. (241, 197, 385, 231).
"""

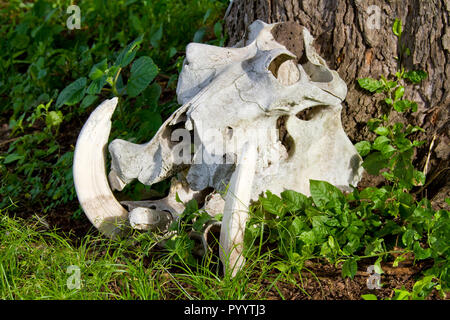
(73, 20, 363, 275)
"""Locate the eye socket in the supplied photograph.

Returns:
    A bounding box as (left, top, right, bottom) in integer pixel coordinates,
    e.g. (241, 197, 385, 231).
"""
(268, 54, 293, 78)
(268, 54, 300, 86)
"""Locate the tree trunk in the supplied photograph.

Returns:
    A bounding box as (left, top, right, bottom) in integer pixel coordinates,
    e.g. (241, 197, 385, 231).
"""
(225, 0, 449, 208)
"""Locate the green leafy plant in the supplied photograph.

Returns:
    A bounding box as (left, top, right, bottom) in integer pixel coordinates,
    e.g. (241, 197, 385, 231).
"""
(238, 18, 448, 299)
(0, 0, 227, 214)
(356, 73, 427, 190)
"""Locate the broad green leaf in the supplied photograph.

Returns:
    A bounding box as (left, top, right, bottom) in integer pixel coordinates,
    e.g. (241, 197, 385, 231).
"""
(136, 114, 163, 138)
(88, 58, 108, 80)
(403, 70, 427, 84)
(290, 217, 306, 235)
(135, 83, 161, 109)
(361, 294, 378, 300)
(11, 34, 30, 49)
(151, 26, 163, 49)
(115, 35, 144, 68)
(311, 215, 330, 239)
(375, 220, 402, 237)
(393, 137, 412, 152)
(4, 153, 25, 164)
(299, 230, 315, 244)
(309, 179, 344, 209)
(412, 276, 436, 300)
(273, 262, 290, 273)
(56, 77, 87, 108)
(393, 100, 417, 113)
(374, 257, 384, 274)
(260, 191, 286, 216)
(372, 136, 390, 151)
(405, 125, 425, 135)
(393, 149, 414, 187)
(380, 144, 396, 157)
(342, 258, 358, 279)
(402, 229, 419, 247)
(374, 126, 389, 136)
(413, 242, 431, 260)
(80, 95, 98, 109)
(394, 86, 405, 100)
(214, 21, 223, 38)
(357, 78, 384, 93)
(355, 141, 371, 157)
(87, 75, 107, 95)
(192, 212, 211, 232)
(391, 289, 411, 300)
(127, 56, 159, 98)
(183, 199, 198, 215)
(367, 118, 382, 131)
(343, 235, 360, 255)
(364, 238, 384, 256)
(168, 47, 177, 58)
(280, 189, 309, 211)
(393, 18, 402, 37)
(386, 80, 397, 90)
(362, 152, 389, 175)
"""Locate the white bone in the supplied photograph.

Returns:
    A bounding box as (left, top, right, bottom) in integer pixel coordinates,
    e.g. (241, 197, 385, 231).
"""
(73, 98, 128, 236)
(128, 207, 172, 232)
(76, 21, 364, 259)
(203, 192, 225, 217)
(219, 141, 257, 277)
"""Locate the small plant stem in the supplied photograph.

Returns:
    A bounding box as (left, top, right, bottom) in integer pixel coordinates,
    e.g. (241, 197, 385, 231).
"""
(423, 133, 437, 176)
(110, 68, 123, 119)
(355, 249, 407, 260)
(111, 67, 122, 97)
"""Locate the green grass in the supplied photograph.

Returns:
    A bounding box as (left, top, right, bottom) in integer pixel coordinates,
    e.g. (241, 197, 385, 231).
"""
(0, 210, 289, 300)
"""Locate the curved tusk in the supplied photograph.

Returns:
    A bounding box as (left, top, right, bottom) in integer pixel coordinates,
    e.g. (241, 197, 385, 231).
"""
(73, 97, 128, 237)
(219, 141, 258, 277)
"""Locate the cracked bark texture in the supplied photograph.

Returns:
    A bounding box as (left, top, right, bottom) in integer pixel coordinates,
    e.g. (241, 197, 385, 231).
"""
(225, 0, 449, 208)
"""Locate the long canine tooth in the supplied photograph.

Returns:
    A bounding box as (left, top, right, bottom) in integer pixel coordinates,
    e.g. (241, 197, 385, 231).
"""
(219, 141, 257, 277)
(73, 98, 128, 237)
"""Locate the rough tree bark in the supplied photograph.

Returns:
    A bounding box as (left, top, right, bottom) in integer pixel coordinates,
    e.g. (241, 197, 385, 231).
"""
(225, 0, 449, 208)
